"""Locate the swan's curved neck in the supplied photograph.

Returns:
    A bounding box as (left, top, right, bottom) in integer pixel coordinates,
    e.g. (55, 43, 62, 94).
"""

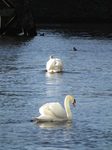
(64, 96, 72, 119)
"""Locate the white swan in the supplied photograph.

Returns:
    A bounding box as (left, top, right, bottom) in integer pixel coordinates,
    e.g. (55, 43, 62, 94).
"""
(46, 56, 63, 73)
(35, 95, 76, 122)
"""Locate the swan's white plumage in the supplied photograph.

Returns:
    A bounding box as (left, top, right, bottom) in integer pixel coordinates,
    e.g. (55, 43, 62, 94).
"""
(46, 56, 63, 73)
(39, 102, 67, 119)
(35, 95, 76, 122)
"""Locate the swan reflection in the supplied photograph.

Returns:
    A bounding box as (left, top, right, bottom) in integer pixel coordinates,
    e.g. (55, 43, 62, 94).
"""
(45, 72, 63, 78)
(36, 120, 72, 129)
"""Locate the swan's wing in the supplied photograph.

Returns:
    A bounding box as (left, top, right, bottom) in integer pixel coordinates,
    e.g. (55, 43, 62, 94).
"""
(39, 102, 67, 119)
(54, 59, 63, 70)
(46, 59, 55, 71)
(49, 102, 67, 119)
(39, 103, 55, 117)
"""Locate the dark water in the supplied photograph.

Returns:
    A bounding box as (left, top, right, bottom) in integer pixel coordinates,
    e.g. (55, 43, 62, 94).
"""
(0, 24, 112, 150)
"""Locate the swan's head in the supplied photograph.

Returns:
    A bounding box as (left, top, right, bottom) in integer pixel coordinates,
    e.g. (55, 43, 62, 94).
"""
(66, 95, 76, 107)
(70, 95, 76, 107)
(50, 55, 53, 59)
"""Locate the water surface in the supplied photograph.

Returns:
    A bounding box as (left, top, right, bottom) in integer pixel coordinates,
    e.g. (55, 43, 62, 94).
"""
(0, 24, 112, 150)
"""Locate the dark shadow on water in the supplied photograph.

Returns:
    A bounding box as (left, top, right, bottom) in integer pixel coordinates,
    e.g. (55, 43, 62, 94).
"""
(37, 23, 112, 39)
(63, 70, 83, 75)
(44, 70, 82, 77)
(0, 35, 34, 46)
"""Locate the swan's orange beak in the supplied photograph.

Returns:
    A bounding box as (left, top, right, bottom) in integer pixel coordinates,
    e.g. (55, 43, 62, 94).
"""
(73, 99, 76, 107)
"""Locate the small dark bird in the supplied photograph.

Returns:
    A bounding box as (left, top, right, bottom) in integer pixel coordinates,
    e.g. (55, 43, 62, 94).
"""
(40, 33, 44, 36)
(73, 47, 77, 51)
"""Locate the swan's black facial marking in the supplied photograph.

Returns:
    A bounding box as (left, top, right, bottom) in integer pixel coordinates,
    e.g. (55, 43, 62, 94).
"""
(73, 99, 76, 107)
